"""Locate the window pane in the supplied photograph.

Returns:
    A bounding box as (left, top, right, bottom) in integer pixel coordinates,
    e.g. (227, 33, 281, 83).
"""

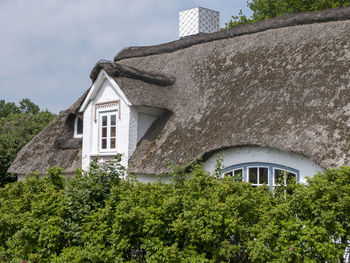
(224, 171, 233, 177)
(274, 169, 284, 185)
(111, 115, 116, 126)
(234, 169, 243, 182)
(249, 168, 257, 184)
(102, 127, 107, 138)
(77, 117, 83, 134)
(260, 168, 268, 184)
(287, 172, 297, 185)
(102, 116, 107, 126)
(110, 138, 116, 149)
(102, 139, 107, 149)
(111, 127, 116, 137)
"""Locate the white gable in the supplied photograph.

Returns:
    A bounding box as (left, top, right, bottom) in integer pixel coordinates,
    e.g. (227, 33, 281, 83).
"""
(80, 69, 131, 113)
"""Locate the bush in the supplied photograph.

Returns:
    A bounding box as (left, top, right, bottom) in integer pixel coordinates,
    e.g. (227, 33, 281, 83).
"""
(0, 161, 349, 262)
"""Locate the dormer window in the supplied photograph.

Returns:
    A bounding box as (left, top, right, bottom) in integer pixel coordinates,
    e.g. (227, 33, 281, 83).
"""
(99, 111, 117, 151)
(74, 116, 83, 138)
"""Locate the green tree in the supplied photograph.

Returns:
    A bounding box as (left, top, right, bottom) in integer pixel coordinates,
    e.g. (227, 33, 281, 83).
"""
(0, 99, 56, 186)
(0, 100, 20, 119)
(19, 98, 40, 114)
(225, 0, 350, 29)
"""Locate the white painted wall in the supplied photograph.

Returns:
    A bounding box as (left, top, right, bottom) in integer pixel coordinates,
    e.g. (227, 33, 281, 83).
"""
(128, 107, 138, 160)
(204, 146, 323, 183)
(132, 174, 171, 184)
(82, 100, 93, 170)
(137, 113, 158, 142)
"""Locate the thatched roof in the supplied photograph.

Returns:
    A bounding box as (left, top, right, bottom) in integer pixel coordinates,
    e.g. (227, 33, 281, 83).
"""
(118, 7, 350, 175)
(91, 60, 175, 86)
(92, 61, 175, 109)
(8, 6, 350, 176)
(115, 7, 350, 61)
(7, 91, 89, 177)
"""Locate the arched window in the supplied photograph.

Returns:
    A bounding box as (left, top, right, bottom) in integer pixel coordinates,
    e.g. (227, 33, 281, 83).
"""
(222, 162, 299, 188)
(74, 116, 83, 138)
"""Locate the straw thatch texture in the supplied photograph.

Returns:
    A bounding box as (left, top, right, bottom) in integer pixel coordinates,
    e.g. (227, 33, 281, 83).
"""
(93, 62, 175, 109)
(7, 91, 89, 177)
(116, 11, 350, 175)
(91, 61, 175, 86)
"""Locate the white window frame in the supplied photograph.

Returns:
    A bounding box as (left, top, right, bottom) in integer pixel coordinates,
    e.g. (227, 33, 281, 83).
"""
(74, 116, 83, 138)
(273, 168, 297, 187)
(99, 110, 118, 153)
(247, 165, 269, 186)
(223, 168, 243, 181)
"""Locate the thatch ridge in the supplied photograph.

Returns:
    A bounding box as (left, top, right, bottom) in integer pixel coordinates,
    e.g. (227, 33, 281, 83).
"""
(90, 60, 175, 86)
(114, 6, 350, 61)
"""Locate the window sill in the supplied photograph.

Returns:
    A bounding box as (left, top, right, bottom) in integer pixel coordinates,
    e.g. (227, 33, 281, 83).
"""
(90, 152, 119, 157)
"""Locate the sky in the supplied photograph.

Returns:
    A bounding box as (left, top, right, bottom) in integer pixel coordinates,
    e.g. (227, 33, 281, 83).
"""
(0, 0, 252, 113)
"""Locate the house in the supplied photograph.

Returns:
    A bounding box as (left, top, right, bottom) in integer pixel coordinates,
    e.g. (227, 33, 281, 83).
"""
(8, 6, 350, 187)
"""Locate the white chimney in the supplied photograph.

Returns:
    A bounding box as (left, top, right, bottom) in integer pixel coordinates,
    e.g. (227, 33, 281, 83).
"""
(179, 7, 220, 38)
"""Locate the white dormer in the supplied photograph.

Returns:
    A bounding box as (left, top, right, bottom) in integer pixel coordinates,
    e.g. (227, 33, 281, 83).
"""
(79, 70, 164, 171)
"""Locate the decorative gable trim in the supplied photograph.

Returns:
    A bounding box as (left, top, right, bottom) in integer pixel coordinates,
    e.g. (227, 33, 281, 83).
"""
(94, 100, 120, 122)
(79, 69, 131, 113)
